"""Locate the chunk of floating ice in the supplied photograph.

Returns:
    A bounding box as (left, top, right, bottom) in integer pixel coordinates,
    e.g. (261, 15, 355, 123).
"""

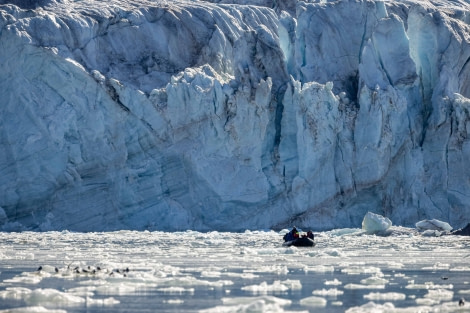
(156, 276, 232, 289)
(363, 292, 406, 300)
(0, 287, 32, 299)
(424, 289, 454, 301)
(385, 261, 405, 269)
(3, 287, 111, 307)
(450, 266, 470, 272)
(202, 296, 297, 313)
(325, 279, 342, 286)
(362, 212, 392, 235)
(303, 265, 334, 273)
(225, 272, 259, 279)
(344, 284, 385, 290)
(221, 296, 291, 306)
(435, 300, 470, 311)
(78, 279, 108, 286)
(4, 275, 43, 284)
(416, 219, 453, 232)
(200, 300, 295, 313)
(29, 288, 85, 305)
(164, 299, 184, 304)
(360, 276, 389, 285)
(201, 271, 221, 278)
(345, 301, 396, 312)
(421, 230, 442, 237)
(421, 262, 450, 270)
(299, 296, 327, 307)
(281, 279, 302, 290)
(312, 288, 344, 296)
(0, 306, 67, 313)
(95, 282, 142, 294)
(405, 281, 453, 289)
(341, 266, 382, 275)
(415, 298, 440, 305)
(244, 265, 288, 275)
(38, 265, 58, 274)
(86, 297, 120, 305)
(241, 280, 297, 293)
(324, 249, 345, 257)
(157, 287, 195, 294)
(65, 286, 95, 297)
(326, 228, 363, 236)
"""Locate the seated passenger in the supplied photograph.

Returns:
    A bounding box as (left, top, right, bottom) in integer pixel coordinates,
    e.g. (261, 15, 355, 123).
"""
(293, 229, 300, 238)
(307, 230, 314, 240)
(283, 227, 298, 242)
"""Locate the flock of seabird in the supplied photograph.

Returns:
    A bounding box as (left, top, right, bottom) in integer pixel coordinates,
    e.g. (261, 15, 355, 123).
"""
(35, 264, 131, 277)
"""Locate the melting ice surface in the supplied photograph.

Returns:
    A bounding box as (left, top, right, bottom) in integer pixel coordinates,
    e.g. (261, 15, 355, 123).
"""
(0, 229, 469, 313)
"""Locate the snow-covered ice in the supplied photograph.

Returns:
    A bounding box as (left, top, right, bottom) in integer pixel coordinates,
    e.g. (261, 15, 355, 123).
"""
(0, 229, 469, 312)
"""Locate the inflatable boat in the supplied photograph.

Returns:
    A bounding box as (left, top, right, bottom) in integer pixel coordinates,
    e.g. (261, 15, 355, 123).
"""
(283, 237, 316, 247)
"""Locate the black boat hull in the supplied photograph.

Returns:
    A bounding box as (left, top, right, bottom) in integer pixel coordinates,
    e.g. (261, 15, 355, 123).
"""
(283, 237, 315, 247)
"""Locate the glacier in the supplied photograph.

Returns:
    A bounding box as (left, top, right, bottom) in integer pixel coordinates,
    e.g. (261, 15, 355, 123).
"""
(1, 0, 470, 231)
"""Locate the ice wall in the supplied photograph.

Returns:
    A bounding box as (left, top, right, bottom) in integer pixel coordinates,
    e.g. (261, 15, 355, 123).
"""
(1, 0, 470, 231)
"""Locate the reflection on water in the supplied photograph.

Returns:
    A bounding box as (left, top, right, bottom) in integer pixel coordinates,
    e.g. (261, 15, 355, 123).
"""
(0, 229, 469, 312)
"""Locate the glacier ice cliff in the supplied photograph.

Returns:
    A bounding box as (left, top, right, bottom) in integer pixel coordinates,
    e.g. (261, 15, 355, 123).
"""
(1, 0, 470, 231)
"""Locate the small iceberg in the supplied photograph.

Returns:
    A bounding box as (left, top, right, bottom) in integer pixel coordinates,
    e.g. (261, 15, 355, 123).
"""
(416, 219, 452, 236)
(362, 212, 392, 235)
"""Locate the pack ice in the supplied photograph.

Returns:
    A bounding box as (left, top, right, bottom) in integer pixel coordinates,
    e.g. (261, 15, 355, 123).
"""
(1, 0, 470, 231)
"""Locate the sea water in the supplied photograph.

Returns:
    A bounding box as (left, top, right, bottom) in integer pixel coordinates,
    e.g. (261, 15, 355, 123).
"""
(0, 228, 469, 312)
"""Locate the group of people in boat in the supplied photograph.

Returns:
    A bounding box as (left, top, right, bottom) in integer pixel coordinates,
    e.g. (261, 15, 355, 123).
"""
(283, 226, 314, 242)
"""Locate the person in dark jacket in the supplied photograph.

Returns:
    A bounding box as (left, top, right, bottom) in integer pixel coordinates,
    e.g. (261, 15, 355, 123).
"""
(283, 227, 299, 242)
(306, 230, 314, 240)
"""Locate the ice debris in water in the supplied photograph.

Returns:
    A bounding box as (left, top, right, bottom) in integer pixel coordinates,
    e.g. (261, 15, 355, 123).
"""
(1, 230, 470, 312)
